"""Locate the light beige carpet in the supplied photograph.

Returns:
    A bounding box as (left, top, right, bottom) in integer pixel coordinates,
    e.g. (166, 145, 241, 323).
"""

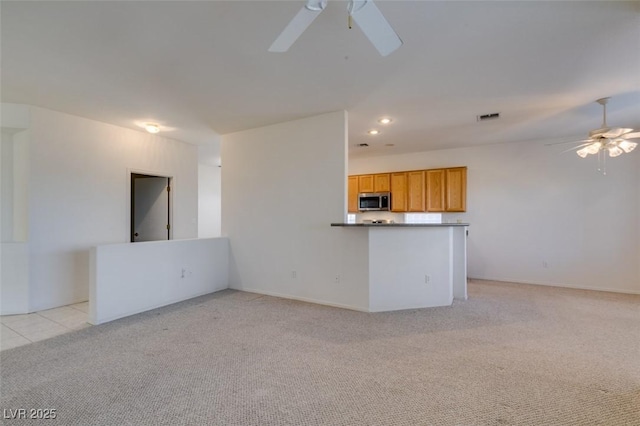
(1, 280, 639, 425)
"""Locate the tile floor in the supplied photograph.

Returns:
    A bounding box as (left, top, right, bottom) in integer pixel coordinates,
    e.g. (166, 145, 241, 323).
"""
(0, 302, 90, 351)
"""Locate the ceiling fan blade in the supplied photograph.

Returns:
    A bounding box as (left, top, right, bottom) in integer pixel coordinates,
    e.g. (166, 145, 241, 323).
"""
(268, 1, 326, 53)
(544, 139, 592, 146)
(560, 142, 594, 153)
(349, 0, 402, 57)
(602, 127, 634, 138)
(622, 131, 640, 139)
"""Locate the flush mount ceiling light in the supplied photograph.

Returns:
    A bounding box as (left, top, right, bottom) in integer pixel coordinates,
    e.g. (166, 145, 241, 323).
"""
(145, 123, 160, 134)
(378, 117, 392, 125)
(368, 129, 380, 135)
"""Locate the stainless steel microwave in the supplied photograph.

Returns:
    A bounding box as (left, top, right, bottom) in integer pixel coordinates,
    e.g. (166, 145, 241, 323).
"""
(358, 192, 391, 211)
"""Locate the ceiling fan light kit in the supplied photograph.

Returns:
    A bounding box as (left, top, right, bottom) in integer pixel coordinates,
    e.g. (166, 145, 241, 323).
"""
(269, 0, 403, 56)
(573, 97, 638, 160)
(618, 140, 637, 153)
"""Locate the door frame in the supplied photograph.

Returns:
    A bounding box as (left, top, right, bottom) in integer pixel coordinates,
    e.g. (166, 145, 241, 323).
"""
(127, 169, 173, 242)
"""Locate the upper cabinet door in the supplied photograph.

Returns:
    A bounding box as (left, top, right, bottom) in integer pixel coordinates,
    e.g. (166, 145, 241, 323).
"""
(348, 176, 359, 213)
(390, 172, 407, 212)
(358, 175, 374, 193)
(407, 171, 425, 212)
(426, 169, 446, 212)
(445, 167, 467, 212)
(373, 173, 391, 192)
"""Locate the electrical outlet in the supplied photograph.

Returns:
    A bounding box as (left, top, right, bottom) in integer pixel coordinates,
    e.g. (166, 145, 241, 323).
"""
(425, 274, 430, 284)
(181, 268, 186, 279)
(334, 274, 340, 284)
(291, 270, 297, 279)
(542, 261, 549, 269)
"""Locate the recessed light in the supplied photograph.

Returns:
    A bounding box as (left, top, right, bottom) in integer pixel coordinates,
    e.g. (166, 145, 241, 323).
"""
(378, 117, 392, 125)
(145, 123, 160, 134)
(368, 129, 380, 135)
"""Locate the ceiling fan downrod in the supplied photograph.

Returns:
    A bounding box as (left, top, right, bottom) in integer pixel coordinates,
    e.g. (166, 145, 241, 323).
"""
(596, 97, 609, 128)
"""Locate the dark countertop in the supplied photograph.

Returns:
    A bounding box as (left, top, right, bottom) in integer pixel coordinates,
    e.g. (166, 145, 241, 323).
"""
(331, 223, 469, 227)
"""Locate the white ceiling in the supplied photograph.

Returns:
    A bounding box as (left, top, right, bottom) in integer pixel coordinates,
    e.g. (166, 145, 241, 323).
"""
(2, 1, 639, 159)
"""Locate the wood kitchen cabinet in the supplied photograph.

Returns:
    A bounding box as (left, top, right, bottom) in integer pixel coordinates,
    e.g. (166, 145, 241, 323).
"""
(347, 166, 466, 213)
(358, 173, 390, 193)
(426, 169, 446, 212)
(390, 172, 407, 212)
(373, 173, 390, 192)
(348, 176, 359, 213)
(358, 175, 374, 193)
(445, 167, 467, 211)
(407, 171, 425, 211)
(426, 167, 467, 212)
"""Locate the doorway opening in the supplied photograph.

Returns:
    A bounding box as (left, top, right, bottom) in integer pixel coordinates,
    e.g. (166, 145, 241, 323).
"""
(130, 173, 172, 242)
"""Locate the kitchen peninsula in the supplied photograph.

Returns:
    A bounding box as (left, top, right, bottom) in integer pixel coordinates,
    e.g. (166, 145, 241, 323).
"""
(331, 223, 468, 311)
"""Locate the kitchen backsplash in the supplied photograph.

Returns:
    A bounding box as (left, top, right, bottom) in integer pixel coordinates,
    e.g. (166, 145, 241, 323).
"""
(354, 211, 467, 224)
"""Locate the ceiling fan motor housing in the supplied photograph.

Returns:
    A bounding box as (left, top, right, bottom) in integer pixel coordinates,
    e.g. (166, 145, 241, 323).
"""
(589, 127, 610, 139)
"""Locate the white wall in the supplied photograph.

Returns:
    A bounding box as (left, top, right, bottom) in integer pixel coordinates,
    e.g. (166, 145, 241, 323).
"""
(90, 237, 229, 324)
(1, 243, 30, 314)
(368, 227, 453, 311)
(198, 141, 222, 238)
(1, 128, 30, 314)
(1, 104, 200, 313)
(222, 111, 369, 310)
(1, 105, 31, 314)
(1, 107, 30, 243)
(1, 131, 15, 242)
(350, 139, 640, 294)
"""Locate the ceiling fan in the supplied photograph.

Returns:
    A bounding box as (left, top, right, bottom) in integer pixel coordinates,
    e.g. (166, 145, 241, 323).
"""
(568, 97, 639, 159)
(268, 0, 403, 57)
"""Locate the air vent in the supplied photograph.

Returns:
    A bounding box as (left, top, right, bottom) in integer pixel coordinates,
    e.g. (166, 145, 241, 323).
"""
(477, 112, 500, 122)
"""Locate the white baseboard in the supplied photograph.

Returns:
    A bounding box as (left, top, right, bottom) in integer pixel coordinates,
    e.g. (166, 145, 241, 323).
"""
(90, 289, 221, 325)
(229, 286, 369, 312)
(468, 276, 640, 295)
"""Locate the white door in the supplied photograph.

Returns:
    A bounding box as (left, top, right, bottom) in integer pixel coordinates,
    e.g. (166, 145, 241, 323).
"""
(132, 176, 170, 242)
